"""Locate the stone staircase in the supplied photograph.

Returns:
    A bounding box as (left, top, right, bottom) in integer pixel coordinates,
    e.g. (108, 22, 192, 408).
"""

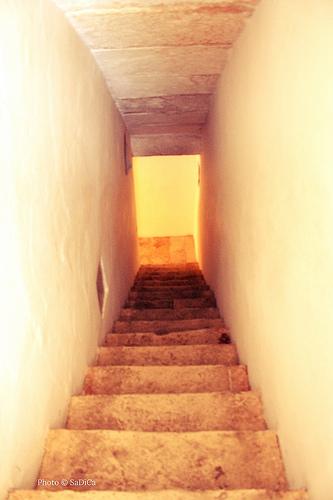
(9, 263, 308, 499)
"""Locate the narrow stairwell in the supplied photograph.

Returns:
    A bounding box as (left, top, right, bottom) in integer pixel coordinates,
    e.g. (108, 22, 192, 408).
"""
(10, 263, 308, 499)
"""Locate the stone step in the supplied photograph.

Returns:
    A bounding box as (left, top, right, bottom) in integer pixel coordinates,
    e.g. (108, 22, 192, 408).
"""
(113, 318, 225, 333)
(129, 289, 214, 299)
(136, 273, 203, 281)
(8, 489, 310, 499)
(119, 307, 220, 321)
(97, 344, 238, 366)
(137, 265, 202, 273)
(125, 299, 174, 309)
(104, 328, 230, 347)
(132, 284, 210, 292)
(37, 430, 287, 491)
(125, 297, 217, 309)
(136, 272, 204, 280)
(84, 364, 249, 395)
(67, 392, 266, 431)
(174, 297, 217, 308)
(133, 279, 207, 287)
(138, 263, 199, 271)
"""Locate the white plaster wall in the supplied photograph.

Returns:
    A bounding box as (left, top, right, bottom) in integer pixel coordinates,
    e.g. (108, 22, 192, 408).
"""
(0, 1, 138, 497)
(199, 1, 333, 498)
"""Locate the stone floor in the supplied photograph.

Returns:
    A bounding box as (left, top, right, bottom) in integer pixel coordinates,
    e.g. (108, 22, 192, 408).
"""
(9, 263, 308, 499)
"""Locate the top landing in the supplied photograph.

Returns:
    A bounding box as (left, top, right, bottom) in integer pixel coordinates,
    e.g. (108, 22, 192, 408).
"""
(138, 235, 197, 266)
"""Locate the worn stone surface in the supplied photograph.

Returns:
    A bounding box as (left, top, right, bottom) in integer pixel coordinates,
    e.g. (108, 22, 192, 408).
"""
(84, 364, 249, 394)
(131, 132, 203, 155)
(125, 297, 216, 308)
(57, 2, 257, 49)
(136, 268, 203, 278)
(93, 45, 228, 81)
(56, 0, 261, 11)
(38, 430, 287, 491)
(113, 318, 225, 333)
(119, 307, 219, 321)
(108, 70, 220, 100)
(104, 328, 230, 347)
(133, 278, 206, 287)
(174, 297, 217, 308)
(133, 283, 209, 291)
(11, 261, 307, 500)
(131, 124, 203, 135)
(139, 236, 196, 266)
(116, 94, 211, 114)
(133, 284, 208, 291)
(128, 289, 214, 299)
(138, 263, 200, 271)
(130, 287, 211, 295)
(131, 133, 203, 154)
(8, 489, 310, 499)
(128, 297, 211, 307)
(67, 392, 265, 431)
(125, 299, 174, 309)
(97, 344, 238, 366)
(125, 111, 207, 129)
(53, 0, 261, 155)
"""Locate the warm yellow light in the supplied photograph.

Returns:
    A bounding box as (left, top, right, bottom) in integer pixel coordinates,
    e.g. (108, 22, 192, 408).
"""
(133, 155, 200, 248)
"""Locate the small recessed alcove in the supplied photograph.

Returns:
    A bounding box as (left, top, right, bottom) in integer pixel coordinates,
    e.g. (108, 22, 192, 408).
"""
(96, 260, 106, 316)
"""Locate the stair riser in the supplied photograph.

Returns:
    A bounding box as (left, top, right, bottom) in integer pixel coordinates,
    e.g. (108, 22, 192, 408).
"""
(97, 344, 238, 366)
(135, 275, 205, 281)
(83, 365, 249, 395)
(113, 319, 225, 333)
(104, 328, 229, 347)
(174, 298, 216, 308)
(132, 285, 210, 293)
(135, 271, 204, 280)
(129, 290, 214, 299)
(137, 265, 199, 273)
(125, 298, 217, 309)
(125, 300, 174, 309)
(38, 430, 287, 491)
(67, 392, 266, 432)
(8, 490, 310, 499)
(133, 280, 206, 287)
(119, 308, 220, 321)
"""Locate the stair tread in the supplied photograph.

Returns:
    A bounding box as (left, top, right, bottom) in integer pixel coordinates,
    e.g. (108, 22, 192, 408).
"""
(174, 298, 216, 308)
(137, 273, 201, 277)
(97, 344, 238, 366)
(119, 307, 220, 321)
(125, 299, 174, 308)
(8, 490, 309, 499)
(38, 430, 287, 491)
(84, 364, 249, 394)
(129, 289, 214, 299)
(104, 328, 229, 346)
(134, 278, 206, 285)
(138, 264, 199, 271)
(132, 285, 210, 292)
(124, 299, 217, 308)
(67, 391, 266, 431)
(113, 318, 225, 333)
(10, 264, 303, 499)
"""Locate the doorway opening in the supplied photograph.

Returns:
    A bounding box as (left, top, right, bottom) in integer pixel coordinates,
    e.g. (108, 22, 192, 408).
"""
(133, 155, 200, 265)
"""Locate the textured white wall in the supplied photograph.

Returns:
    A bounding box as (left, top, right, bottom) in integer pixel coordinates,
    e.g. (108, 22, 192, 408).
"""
(0, 1, 138, 497)
(199, 1, 333, 499)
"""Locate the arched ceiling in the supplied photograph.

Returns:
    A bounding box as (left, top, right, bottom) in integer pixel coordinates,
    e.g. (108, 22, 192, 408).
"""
(53, 1, 260, 155)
